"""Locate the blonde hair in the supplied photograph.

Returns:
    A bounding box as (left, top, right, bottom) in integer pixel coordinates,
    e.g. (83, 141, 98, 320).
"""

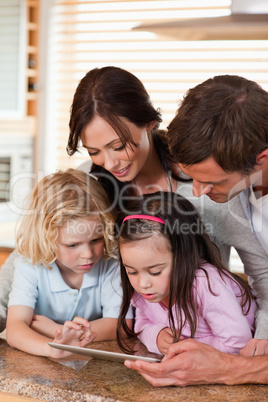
(16, 169, 116, 268)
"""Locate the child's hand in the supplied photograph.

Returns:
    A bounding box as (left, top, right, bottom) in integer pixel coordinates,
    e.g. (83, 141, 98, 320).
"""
(157, 327, 174, 355)
(49, 317, 97, 359)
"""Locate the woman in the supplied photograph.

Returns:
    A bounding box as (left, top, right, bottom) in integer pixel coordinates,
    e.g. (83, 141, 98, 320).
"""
(67, 66, 183, 208)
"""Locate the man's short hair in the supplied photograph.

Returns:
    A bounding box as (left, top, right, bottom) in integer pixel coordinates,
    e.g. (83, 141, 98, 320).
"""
(167, 75, 268, 174)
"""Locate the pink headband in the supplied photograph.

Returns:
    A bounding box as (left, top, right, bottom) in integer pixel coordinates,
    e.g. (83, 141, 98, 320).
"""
(122, 214, 165, 224)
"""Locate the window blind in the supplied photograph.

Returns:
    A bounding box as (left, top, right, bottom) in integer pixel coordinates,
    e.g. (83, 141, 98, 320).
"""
(0, 0, 25, 116)
(44, 0, 268, 172)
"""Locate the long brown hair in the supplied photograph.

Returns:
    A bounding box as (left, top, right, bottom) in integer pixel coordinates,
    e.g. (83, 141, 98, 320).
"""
(68, 66, 185, 208)
(68, 66, 162, 155)
(115, 191, 253, 353)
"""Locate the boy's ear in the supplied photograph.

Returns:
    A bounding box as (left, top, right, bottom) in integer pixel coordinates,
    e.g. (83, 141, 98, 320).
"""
(256, 148, 268, 165)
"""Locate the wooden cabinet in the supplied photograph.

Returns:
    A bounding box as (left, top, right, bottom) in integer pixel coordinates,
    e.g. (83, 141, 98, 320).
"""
(25, 0, 39, 118)
(0, 248, 13, 267)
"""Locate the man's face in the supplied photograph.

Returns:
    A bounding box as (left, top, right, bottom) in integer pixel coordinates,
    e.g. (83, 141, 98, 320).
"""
(179, 157, 252, 203)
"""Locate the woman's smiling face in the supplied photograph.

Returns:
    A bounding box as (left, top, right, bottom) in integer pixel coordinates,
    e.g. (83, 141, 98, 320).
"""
(81, 116, 153, 182)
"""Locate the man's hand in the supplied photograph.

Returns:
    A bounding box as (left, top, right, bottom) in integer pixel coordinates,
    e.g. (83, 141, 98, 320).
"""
(124, 339, 233, 387)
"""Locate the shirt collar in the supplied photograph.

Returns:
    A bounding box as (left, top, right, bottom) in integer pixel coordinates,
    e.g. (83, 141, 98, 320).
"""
(48, 260, 100, 292)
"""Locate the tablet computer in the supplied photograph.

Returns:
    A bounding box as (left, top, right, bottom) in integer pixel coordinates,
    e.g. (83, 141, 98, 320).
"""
(48, 342, 161, 363)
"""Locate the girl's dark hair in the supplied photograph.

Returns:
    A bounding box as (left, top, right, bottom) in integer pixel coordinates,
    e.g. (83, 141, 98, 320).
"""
(115, 191, 253, 354)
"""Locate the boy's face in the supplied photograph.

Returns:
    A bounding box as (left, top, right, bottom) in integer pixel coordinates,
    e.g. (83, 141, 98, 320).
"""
(120, 234, 172, 308)
(179, 157, 253, 203)
(56, 218, 104, 275)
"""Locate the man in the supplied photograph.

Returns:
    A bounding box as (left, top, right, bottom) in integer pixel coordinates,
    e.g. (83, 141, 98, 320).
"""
(125, 75, 268, 386)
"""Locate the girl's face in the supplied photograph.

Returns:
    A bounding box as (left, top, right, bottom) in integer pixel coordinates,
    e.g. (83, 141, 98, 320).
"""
(56, 218, 104, 275)
(81, 116, 154, 182)
(120, 234, 172, 307)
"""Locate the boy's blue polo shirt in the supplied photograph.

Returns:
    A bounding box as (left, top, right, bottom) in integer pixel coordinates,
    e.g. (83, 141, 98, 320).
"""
(8, 256, 132, 322)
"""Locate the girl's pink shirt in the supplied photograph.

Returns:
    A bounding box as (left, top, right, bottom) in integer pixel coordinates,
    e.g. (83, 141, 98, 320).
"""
(132, 263, 257, 355)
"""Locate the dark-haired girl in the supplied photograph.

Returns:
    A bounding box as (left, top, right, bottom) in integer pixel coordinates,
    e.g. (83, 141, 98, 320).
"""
(116, 192, 257, 356)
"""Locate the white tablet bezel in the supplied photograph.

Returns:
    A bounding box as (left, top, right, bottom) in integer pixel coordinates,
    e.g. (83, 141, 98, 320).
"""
(48, 342, 161, 363)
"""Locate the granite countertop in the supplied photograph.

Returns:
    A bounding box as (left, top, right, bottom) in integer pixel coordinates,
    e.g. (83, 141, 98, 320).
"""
(0, 338, 267, 401)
